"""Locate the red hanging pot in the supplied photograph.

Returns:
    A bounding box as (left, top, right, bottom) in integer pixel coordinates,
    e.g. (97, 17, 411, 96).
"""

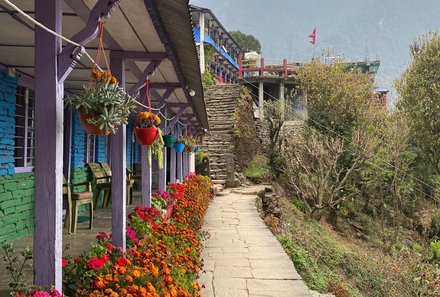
(79, 110, 110, 136)
(135, 126, 159, 145)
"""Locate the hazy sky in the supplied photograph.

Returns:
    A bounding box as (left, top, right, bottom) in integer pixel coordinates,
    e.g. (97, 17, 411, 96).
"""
(190, 0, 440, 100)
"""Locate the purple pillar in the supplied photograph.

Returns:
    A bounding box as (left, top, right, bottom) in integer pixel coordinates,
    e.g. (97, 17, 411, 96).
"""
(177, 152, 183, 182)
(169, 148, 176, 183)
(34, 0, 63, 290)
(141, 146, 152, 206)
(110, 55, 126, 251)
(158, 115, 167, 191)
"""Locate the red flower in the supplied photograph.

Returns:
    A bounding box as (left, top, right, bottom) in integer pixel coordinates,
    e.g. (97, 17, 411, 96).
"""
(96, 231, 110, 240)
(151, 222, 158, 231)
(62, 258, 66, 268)
(117, 257, 128, 267)
(126, 226, 136, 241)
(86, 255, 108, 270)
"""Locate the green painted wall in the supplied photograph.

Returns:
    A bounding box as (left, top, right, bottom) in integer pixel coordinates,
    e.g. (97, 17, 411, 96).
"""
(0, 173, 34, 241)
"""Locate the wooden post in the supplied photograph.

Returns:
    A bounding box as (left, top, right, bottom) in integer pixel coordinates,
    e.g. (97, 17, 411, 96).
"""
(177, 152, 183, 182)
(238, 53, 243, 78)
(283, 59, 288, 77)
(110, 55, 127, 251)
(141, 146, 152, 206)
(259, 81, 264, 119)
(199, 12, 205, 74)
(158, 147, 167, 191)
(182, 151, 188, 178)
(34, 0, 63, 290)
(260, 57, 265, 76)
(158, 113, 167, 191)
(170, 146, 176, 183)
(189, 152, 195, 174)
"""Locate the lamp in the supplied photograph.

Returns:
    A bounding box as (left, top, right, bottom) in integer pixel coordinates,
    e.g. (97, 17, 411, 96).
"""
(189, 89, 196, 97)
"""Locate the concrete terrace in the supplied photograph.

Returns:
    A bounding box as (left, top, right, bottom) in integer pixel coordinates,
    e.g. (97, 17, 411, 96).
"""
(200, 186, 312, 297)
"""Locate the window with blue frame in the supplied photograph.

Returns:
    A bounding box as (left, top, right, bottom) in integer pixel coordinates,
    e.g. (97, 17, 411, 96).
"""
(14, 86, 35, 172)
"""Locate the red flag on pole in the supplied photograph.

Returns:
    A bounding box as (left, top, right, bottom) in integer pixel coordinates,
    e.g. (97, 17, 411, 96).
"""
(309, 28, 316, 45)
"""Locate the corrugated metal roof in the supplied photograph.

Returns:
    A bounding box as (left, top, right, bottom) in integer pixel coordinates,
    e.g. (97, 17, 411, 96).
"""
(148, 0, 208, 129)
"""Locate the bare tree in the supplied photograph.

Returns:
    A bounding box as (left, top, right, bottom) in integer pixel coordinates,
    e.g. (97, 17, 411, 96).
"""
(282, 129, 373, 220)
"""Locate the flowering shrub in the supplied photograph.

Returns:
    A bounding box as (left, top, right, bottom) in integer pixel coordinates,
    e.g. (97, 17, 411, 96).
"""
(62, 174, 212, 297)
(137, 111, 161, 128)
(14, 288, 62, 297)
(172, 174, 213, 230)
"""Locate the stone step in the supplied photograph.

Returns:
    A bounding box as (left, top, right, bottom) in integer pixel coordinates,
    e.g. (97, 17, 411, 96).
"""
(211, 179, 226, 185)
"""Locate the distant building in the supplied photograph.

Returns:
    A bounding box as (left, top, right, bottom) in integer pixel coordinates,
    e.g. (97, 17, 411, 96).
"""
(191, 5, 244, 84)
(238, 56, 387, 120)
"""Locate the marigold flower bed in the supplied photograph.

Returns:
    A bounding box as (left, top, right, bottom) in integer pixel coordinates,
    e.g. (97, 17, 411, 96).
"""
(61, 174, 212, 297)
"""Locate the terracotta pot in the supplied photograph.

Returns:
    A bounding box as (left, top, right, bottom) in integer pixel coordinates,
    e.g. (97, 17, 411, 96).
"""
(79, 111, 110, 136)
(163, 204, 174, 221)
(135, 127, 159, 146)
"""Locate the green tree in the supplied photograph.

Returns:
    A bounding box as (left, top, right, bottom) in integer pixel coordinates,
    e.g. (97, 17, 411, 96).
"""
(397, 33, 440, 176)
(295, 60, 376, 139)
(230, 30, 261, 53)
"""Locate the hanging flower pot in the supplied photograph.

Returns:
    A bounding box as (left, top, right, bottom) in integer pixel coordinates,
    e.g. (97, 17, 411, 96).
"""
(163, 134, 176, 147)
(78, 110, 110, 136)
(135, 126, 159, 146)
(185, 137, 197, 152)
(195, 146, 201, 153)
(65, 22, 136, 134)
(174, 142, 185, 153)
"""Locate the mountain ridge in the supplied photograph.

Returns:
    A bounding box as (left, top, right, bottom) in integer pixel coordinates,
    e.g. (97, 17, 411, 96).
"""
(191, 0, 440, 103)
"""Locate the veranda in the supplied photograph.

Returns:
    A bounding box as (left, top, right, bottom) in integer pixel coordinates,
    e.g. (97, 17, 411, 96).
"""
(0, 0, 208, 292)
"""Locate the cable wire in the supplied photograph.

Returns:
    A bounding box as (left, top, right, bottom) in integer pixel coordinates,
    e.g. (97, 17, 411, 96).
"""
(240, 76, 440, 204)
(3, 0, 182, 117)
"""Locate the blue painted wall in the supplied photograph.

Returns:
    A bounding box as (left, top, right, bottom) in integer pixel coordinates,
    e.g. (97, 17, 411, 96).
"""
(71, 111, 87, 168)
(194, 26, 239, 68)
(95, 136, 107, 162)
(0, 70, 17, 176)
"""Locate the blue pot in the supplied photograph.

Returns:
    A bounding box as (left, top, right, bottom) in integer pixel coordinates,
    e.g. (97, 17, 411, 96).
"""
(195, 147, 201, 153)
(173, 143, 185, 153)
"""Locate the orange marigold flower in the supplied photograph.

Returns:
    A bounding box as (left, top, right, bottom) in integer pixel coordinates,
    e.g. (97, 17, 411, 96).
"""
(94, 278, 106, 289)
(111, 76, 117, 86)
(104, 288, 113, 294)
(133, 269, 141, 278)
(119, 266, 127, 275)
(146, 282, 156, 294)
(149, 263, 159, 277)
(163, 275, 173, 285)
(125, 275, 133, 283)
(153, 115, 161, 124)
(169, 285, 177, 297)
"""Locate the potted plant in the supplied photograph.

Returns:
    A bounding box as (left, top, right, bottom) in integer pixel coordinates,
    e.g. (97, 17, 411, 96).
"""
(65, 70, 136, 135)
(185, 137, 197, 152)
(163, 133, 176, 147)
(134, 111, 165, 168)
(135, 111, 161, 146)
(173, 136, 186, 153)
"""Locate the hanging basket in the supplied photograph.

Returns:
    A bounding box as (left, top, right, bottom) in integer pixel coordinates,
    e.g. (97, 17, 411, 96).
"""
(195, 147, 201, 153)
(163, 134, 176, 147)
(79, 110, 110, 136)
(135, 127, 159, 146)
(173, 143, 185, 153)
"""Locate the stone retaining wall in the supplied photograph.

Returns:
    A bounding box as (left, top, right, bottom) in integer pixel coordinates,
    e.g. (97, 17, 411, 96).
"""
(203, 84, 241, 185)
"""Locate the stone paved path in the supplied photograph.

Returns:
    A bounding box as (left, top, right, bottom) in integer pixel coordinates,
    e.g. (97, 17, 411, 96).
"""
(200, 186, 312, 297)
